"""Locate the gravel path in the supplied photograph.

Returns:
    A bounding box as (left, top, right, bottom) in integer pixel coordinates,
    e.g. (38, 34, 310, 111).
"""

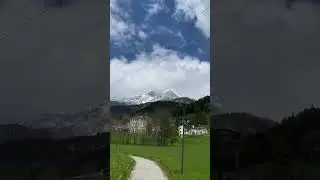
(129, 156, 168, 180)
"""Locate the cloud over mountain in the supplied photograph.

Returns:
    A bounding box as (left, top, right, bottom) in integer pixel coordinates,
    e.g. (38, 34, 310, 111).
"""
(111, 45, 209, 100)
(110, 0, 210, 101)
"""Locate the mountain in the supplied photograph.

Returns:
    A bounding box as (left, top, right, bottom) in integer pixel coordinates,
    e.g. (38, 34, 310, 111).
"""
(211, 96, 223, 114)
(24, 102, 109, 139)
(111, 95, 220, 116)
(109, 101, 128, 106)
(171, 97, 195, 104)
(212, 107, 320, 180)
(117, 89, 182, 105)
(0, 124, 52, 143)
(211, 112, 277, 135)
(111, 95, 215, 126)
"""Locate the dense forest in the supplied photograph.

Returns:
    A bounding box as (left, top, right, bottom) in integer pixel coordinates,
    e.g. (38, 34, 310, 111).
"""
(0, 132, 110, 180)
(212, 107, 320, 180)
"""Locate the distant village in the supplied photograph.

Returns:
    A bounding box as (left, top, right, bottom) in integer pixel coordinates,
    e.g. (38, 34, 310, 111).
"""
(111, 115, 208, 137)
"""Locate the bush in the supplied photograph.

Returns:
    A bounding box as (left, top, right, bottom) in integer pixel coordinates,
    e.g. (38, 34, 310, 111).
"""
(169, 136, 178, 146)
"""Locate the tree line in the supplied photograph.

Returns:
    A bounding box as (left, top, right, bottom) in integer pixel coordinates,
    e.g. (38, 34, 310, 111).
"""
(212, 106, 320, 180)
(110, 96, 210, 146)
(110, 112, 178, 146)
(0, 132, 110, 180)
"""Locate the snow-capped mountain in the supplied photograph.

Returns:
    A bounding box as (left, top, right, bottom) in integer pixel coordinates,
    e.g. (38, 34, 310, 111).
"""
(118, 89, 182, 105)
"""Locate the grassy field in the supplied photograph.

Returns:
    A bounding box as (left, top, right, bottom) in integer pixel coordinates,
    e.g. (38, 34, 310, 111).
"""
(110, 152, 135, 180)
(110, 135, 210, 180)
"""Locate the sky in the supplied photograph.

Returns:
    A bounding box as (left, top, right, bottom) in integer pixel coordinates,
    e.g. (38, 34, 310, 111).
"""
(0, 0, 109, 123)
(110, 0, 210, 100)
(212, 0, 320, 120)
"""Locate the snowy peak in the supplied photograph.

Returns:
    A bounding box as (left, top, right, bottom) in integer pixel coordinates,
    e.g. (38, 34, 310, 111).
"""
(119, 89, 181, 105)
(147, 91, 162, 98)
(163, 89, 180, 99)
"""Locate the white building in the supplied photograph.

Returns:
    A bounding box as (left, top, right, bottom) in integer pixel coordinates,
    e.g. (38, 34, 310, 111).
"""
(178, 125, 208, 137)
(111, 115, 162, 134)
(127, 116, 148, 133)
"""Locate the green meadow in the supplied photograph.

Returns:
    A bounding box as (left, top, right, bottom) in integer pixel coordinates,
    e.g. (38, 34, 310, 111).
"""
(110, 135, 210, 180)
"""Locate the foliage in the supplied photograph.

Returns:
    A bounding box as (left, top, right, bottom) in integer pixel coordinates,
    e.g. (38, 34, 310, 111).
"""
(112, 96, 210, 127)
(171, 96, 210, 126)
(0, 133, 110, 179)
(213, 106, 320, 180)
(169, 136, 178, 146)
(111, 112, 178, 146)
(110, 152, 134, 180)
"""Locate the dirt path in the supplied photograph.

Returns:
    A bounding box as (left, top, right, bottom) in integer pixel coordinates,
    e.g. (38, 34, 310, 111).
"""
(129, 156, 168, 180)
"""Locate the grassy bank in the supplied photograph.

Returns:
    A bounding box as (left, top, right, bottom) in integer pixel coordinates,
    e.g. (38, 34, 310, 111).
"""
(110, 135, 209, 180)
(110, 152, 135, 180)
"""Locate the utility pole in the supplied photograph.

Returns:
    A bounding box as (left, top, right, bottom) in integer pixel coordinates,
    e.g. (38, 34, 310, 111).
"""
(181, 121, 184, 174)
(180, 105, 186, 174)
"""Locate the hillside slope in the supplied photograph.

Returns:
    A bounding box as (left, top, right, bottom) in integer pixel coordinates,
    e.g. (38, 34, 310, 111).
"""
(111, 96, 214, 126)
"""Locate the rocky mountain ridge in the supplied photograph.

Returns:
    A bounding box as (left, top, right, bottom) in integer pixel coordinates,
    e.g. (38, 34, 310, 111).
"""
(116, 89, 193, 105)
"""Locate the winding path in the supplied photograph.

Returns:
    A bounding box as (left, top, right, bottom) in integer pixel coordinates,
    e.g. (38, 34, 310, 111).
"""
(129, 156, 168, 180)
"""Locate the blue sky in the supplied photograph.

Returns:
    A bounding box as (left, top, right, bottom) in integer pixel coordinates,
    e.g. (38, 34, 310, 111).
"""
(110, 0, 210, 100)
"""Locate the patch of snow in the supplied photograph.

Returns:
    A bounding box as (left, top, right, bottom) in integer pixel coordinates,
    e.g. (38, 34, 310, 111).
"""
(119, 89, 181, 105)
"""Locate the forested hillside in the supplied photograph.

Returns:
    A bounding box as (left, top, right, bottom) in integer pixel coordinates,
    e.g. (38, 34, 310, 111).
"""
(212, 106, 320, 180)
(111, 95, 212, 126)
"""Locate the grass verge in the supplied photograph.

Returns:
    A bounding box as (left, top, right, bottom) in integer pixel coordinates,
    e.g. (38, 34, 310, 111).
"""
(110, 152, 135, 180)
(110, 135, 209, 180)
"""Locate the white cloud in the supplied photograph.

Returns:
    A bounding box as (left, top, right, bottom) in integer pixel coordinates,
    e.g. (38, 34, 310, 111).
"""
(150, 26, 174, 35)
(111, 45, 210, 100)
(144, 0, 167, 20)
(150, 26, 186, 47)
(174, 0, 210, 38)
(138, 30, 147, 39)
(110, 0, 135, 44)
(110, 14, 133, 43)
